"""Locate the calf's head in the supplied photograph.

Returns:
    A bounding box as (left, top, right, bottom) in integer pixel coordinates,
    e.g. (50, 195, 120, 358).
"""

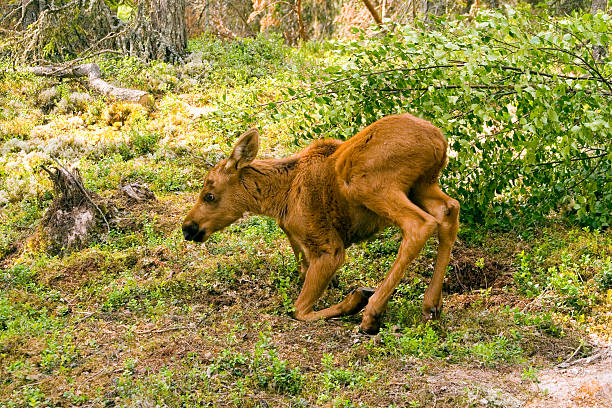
(182, 128, 259, 242)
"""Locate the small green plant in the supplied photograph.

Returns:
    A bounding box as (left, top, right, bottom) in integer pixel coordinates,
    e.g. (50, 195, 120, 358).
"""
(319, 353, 374, 390)
(470, 335, 523, 366)
(371, 323, 441, 357)
(40, 335, 80, 373)
(508, 308, 563, 338)
(270, 251, 299, 314)
(0, 296, 58, 342)
(4, 386, 52, 408)
(595, 257, 612, 291)
(101, 278, 167, 314)
(513, 251, 543, 297)
(209, 330, 304, 396)
(521, 366, 540, 383)
(253, 331, 304, 395)
(385, 278, 427, 327)
(3, 264, 37, 288)
(123, 357, 137, 376)
(131, 127, 161, 155)
(215, 348, 250, 377)
(116, 126, 161, 159)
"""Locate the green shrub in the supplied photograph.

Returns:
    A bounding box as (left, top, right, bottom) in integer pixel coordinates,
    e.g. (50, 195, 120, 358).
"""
(507, 308, 563, 338)
(470, 335, 523, 366)
(319, 354, 374, 391)
(3, 386, 53, 408)
(513, 251, 543, 297)
(374, 324, 441, 357)
(131, 128, 161, 155)
(276, 8, 611, 229)
(188, 33, 288, 85)
(40, 335, 80, 373)
(209, 330, 304, 396)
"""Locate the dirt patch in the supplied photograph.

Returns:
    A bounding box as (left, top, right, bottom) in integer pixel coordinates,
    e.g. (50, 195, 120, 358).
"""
(526, 344, 612, 408)
(445, 292, 528, 311)
(445, 245, 514, 293)
(426, 366, 527, 407)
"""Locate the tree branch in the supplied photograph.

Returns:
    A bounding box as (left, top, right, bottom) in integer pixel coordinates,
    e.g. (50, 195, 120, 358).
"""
(361, 0, 383, 27)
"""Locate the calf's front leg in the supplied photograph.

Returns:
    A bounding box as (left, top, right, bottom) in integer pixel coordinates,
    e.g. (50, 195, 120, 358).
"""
(292, 243, 374, 321)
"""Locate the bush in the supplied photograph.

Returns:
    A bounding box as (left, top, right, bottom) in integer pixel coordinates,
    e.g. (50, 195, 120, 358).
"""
(274, 8, 611, 229)
(187, 33, 289, 85)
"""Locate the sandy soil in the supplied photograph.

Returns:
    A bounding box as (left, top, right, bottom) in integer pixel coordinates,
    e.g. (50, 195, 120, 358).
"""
(526, 341, 612, 408)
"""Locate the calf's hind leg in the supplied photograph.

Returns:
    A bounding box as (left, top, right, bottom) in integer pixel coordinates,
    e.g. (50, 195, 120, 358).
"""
(358, 190, 439, 334)
(412, 184, 460, 320)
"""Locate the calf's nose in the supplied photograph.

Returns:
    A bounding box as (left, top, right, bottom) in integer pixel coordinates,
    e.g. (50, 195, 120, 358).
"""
(182, 222, 200, 241)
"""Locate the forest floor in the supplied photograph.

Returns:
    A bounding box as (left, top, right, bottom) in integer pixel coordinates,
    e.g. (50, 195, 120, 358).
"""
(1, 37, 611, 407)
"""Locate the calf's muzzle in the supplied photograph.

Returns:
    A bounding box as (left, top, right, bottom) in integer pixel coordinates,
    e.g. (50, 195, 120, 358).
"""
(182, 222, 206, 242)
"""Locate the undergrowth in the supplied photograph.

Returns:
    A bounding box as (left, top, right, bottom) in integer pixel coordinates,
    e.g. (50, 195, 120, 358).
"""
(1, 8, 611, 407)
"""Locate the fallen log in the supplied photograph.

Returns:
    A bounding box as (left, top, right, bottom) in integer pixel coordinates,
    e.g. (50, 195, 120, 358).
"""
(28, 63, 153, 105)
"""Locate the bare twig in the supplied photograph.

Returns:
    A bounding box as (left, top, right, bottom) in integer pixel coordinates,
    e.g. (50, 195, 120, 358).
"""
(76, 367, 109, 391)
(557, 342, 584, 367)
(134, 325, 195, 335)
(557, 346, 612, 368)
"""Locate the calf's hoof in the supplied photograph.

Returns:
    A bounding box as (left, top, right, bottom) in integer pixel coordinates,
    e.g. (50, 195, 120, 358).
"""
(422, 305, 443, 321)
(343, 287, 376, 316)
(359, 313, 381, 335)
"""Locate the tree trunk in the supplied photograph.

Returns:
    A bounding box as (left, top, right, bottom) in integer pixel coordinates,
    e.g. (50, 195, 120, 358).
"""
(590, 0, 607, 11)
(10, 0, 123, 63)
(296, 0, 307, 41)
(123, 0, 187, 62)
(7, 0, 186, 63)
(148, 0, 187, 61)
(422, 0, 447, 17)
(20, 0, 45, 30)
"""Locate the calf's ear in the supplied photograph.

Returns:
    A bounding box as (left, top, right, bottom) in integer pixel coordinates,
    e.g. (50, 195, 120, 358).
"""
(226, 128, 259, 170)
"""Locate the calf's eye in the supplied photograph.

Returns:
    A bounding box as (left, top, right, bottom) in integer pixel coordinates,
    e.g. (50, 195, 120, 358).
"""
(203, 193, 215, 202)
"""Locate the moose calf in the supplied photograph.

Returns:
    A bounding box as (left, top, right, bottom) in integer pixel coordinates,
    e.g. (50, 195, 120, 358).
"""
(183, 114, 459, 334)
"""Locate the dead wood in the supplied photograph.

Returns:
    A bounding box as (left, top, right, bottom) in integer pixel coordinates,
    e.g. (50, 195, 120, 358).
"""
(119, 182, 156, 203)
(28, 63, 152, 105)
(2, 0, 186, 64)
(37, 164, 112, 255)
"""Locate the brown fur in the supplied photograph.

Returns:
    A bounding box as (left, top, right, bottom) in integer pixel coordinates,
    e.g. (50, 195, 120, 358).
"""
(183, 114, 459, 333)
